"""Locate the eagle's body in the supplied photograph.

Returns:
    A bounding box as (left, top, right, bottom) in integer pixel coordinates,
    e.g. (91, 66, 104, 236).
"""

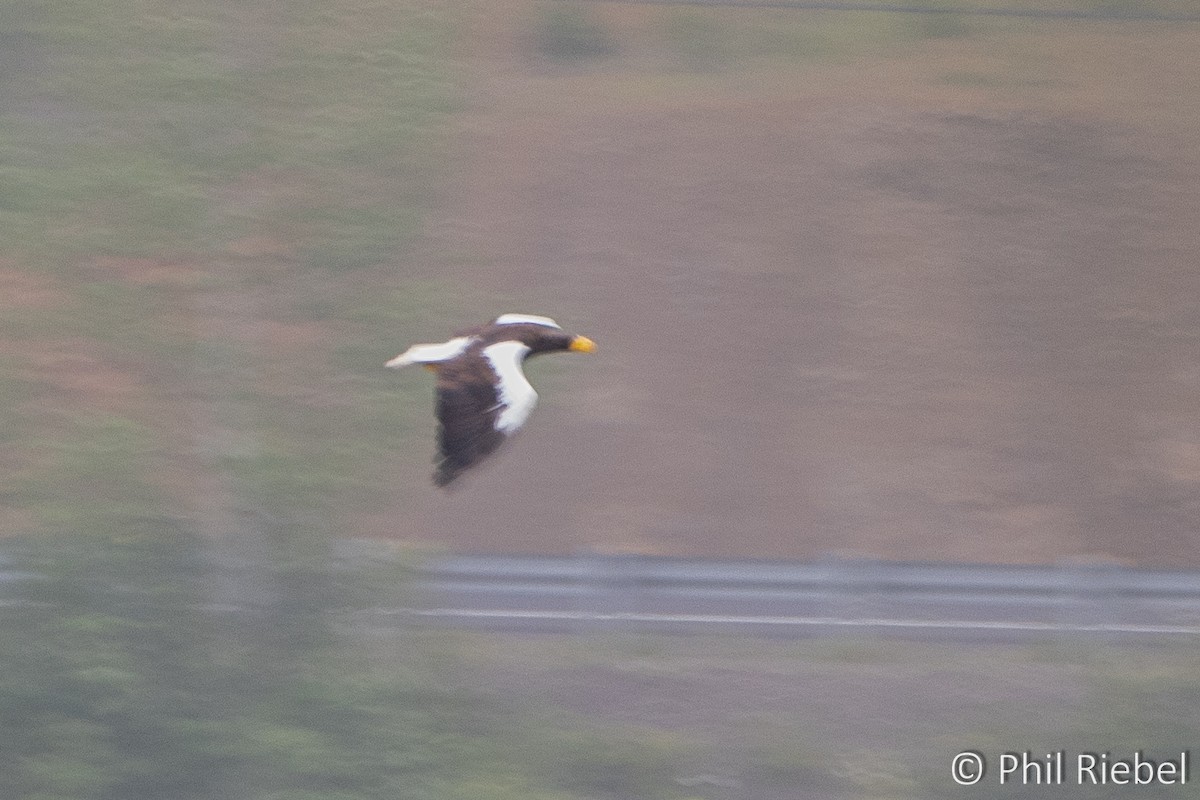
(386, 314, 595, 486)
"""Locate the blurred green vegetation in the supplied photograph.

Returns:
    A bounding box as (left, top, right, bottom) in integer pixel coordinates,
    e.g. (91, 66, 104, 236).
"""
(0, 533, 702, 799)
(18, 526, 1198, 800)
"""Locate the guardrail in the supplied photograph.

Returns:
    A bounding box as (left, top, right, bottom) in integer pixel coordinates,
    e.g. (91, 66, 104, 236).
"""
(7, 544, 1200, 642)
(378, 552, 1200, 641)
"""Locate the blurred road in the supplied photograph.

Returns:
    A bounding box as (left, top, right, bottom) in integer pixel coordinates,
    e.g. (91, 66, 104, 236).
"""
(353, 552, 1200, 641)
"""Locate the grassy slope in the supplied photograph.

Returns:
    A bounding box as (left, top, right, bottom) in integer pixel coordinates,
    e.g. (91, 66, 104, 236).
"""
(0, 0, 962, 542)
(6, 1, 1199, 561)
(0, 0, 467, 542)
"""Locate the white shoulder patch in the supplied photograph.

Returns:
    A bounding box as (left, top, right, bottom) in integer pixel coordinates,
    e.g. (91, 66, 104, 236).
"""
(494, 313, 561, 329)
(385, 336, 473, 368)
(482, 340, 537, 433)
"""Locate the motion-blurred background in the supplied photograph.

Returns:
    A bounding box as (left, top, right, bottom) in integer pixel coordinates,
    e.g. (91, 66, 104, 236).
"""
(2, 1, 1199, 798)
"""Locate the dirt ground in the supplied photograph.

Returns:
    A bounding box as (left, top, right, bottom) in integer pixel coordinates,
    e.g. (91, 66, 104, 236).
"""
(387, 6, 1200, 567)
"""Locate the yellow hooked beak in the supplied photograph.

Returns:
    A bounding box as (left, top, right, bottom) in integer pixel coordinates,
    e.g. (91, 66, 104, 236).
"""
(569, 335, 597, 354)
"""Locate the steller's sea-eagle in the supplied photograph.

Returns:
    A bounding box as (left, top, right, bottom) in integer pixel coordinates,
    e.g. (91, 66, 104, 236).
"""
(386, 314, 596, 486)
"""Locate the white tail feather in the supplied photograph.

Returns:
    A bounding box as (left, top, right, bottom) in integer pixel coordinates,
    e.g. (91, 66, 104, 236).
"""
(385, 336, 473, 368)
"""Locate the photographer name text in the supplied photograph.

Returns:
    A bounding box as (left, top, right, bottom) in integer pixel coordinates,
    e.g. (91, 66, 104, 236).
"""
(951, 750, 1189, 787)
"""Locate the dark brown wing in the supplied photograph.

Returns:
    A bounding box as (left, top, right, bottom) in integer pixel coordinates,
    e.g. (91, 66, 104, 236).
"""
(432, 363, 506, 487)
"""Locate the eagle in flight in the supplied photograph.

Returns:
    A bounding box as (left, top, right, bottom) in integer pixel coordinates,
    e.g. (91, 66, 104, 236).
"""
(386, 314, 596, 486)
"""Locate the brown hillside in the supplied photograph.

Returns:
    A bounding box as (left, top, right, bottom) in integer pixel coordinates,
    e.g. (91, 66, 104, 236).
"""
(380, 7, 1200, 566)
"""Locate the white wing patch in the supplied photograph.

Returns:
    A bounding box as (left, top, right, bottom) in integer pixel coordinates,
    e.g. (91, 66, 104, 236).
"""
(482, 340, 537, 434)
(385, 336, 473, 368)
(494, 313, 561, 329)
